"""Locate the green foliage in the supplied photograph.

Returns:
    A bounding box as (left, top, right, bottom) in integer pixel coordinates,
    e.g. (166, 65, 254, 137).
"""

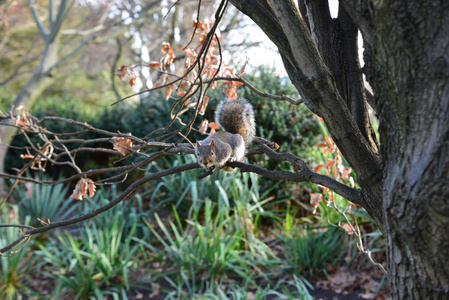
(161, 275, 313, 300)
(80, 185, 151, 240)
(278, 225, 345, 277)
(12, 176, 77, 228)
(33, 95, 96, 121)
(144, 198, 277, 281)
(139, 159, 288, 297)
(312, 196, 352, 225)
(0, 205, 33, 300)
(145, 155, 276, 220)
(35, 205, 144, 299)
(98, 95, 180, 139)
(0, 64, 383, 299)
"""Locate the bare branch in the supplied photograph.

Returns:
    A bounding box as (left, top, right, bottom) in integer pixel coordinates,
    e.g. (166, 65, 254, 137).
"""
(328, 193, 388, 275)
(48, 0, 72, 43)
(229, 163, 363, 207)
(198, 141, 364, 207)
(1, 114, 366, 255)
(210, 77, 303, 105)
(0, 163, 198, 255)
(29, 0, 49, 38)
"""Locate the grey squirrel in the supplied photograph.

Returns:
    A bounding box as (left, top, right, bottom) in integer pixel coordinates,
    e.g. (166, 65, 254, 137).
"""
(195, 98, 256, 173)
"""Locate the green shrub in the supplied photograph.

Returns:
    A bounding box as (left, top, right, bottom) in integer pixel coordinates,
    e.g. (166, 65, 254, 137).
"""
(0, 205, 34, 300)
(35, 211, 144, 299)
(12, 176, 76, 228)
(278, 225, 345, 277)
(143, 201, 278, 297)
(6, 91, 181, 178)
(80, 185, 151, 240)
(97, 96, 181, 139)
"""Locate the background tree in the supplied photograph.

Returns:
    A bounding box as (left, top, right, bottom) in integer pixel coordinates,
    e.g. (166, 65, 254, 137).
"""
(0, 0, 248, 190)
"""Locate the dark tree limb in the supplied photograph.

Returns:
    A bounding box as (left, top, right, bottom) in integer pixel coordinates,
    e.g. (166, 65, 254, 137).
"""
(198, 141, 364, 207)
(0, 163, 198, 254)
(1, 125, 365, 254)
(229, 0, 384, 228)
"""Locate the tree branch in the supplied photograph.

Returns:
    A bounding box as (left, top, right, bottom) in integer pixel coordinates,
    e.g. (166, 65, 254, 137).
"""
(48, 0, 72, 43)
(28, 0, 49, 39)
(198, 141, 365, 207)
(213, 77, 303, 105)
(1, 121, 366, 254)
(0, 163, 198, 255)
(231, 160, 363, 206)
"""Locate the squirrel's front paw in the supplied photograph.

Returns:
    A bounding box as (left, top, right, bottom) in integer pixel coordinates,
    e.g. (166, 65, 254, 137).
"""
(228, 156, 236, 163)
(212, 166, 220, 173)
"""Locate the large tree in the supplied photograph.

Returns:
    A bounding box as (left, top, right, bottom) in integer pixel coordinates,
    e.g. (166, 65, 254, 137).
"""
(0, 0, 447, 299)
(227, 0, 448, 298)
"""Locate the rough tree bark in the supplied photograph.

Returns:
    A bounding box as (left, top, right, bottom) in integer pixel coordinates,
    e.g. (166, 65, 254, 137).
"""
(228, 0, 449, 298)
(343, 1, 449, 298)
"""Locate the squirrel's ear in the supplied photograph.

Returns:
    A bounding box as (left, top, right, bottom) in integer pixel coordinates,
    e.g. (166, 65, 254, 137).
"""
(210, 140, 215, 148)
(196, 141, 201, 147)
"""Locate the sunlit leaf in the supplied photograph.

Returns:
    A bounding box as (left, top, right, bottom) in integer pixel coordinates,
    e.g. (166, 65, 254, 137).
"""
(315, 142, 328, 148)
(314, 164, 325, 172)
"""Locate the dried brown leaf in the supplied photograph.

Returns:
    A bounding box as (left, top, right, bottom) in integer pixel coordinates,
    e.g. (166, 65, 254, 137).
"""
(208, 122, 219, 130)
(342, 223, 354, 235)
(112, 136, 133, 156)
(70, 178, 96, 201)
(199, 96, 209, 115)
(310, 193, 322, 206)
(199, 119, 209, 135)
(165, 84, 174, 100)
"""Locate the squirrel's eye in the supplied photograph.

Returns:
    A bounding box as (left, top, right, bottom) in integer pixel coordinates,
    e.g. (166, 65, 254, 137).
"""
(211, 152, 214, 156)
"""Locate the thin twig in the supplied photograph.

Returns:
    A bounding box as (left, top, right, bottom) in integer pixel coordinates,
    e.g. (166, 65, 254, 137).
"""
(0, 163, 199, 254)
(328, 192, 388, 276)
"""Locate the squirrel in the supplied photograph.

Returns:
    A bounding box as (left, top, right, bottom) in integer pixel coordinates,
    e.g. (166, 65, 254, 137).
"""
(195, 98, 256, 173)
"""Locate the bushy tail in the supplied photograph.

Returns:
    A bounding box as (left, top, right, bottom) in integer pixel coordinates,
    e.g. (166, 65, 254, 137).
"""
(215, 98, 256, 145)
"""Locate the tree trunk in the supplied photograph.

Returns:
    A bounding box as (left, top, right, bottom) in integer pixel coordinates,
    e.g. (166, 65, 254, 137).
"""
(344, 0, 449, 298)
(229, 0, 449, 298)
(383, 73, 449, 297)
(0, 1, 71, 194)
(229, 0, 386, 228)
